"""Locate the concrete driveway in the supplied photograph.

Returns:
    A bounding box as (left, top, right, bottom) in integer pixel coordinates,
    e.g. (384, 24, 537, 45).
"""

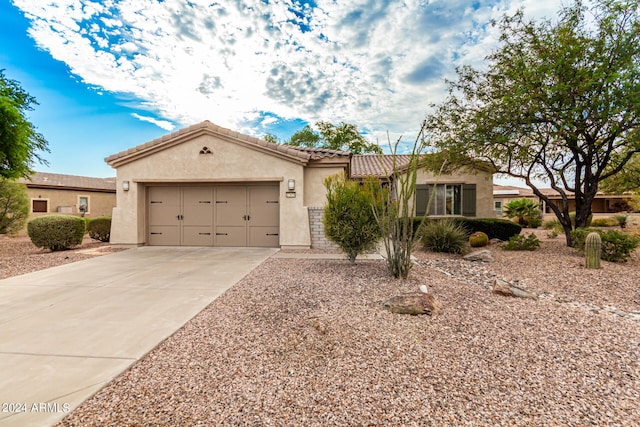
(0, 246, 276, 427)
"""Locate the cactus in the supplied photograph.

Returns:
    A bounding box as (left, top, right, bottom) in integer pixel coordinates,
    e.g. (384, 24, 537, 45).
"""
(585, 232, 601, 269)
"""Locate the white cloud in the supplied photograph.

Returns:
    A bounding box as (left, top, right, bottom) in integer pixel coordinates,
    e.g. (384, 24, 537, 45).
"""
(13, 0, 567, 140)
(131, 113, 175, 131)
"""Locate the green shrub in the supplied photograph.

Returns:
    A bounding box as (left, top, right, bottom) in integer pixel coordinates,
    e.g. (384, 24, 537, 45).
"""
(501, 233, 540, 251)
(590, 217, 617, 227)
(542, 218, 562, 231)
(420, 218, 469, 254)
(469, 231, 489, 247)
(571, 228, 639, 262)
(413, 217, 521, 241)
(503, 198, 542, 226)
(525, 213, 543, 228)
(323, 173, 380, 263)
(27, 215, 86, 251)
(87, 216, 111, 242)
(569, 211, 593, 227)
(613, 214, 628, 229)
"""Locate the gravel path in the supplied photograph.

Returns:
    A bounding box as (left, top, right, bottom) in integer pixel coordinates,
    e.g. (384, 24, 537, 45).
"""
(51, 230, 639, 426)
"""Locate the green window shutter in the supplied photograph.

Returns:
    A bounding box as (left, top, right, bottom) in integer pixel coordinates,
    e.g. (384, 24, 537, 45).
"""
(415, 184, 427, 216)
(462, 184, 476, 217)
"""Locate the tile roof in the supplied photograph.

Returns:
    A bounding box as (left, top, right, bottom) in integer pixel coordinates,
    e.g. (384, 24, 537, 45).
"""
(284, 145, 351, 159)
(350, 155, 412, 178)
(20, 172, 116, 192)
(105, 120, 350, 167)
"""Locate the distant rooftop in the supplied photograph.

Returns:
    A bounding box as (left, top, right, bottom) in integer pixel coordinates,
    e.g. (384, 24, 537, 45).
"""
(19, 172, 116, 193)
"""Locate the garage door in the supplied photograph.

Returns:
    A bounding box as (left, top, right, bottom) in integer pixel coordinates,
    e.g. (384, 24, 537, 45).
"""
(148, 185, 279, 247)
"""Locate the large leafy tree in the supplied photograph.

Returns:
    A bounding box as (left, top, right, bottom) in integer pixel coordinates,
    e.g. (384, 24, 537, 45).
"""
(286, 121, 382, 154)
(425, 0, 640, 246)
(0, 179, 29, 235)
(0, 70, 49, 179)
(600, 153, 640, 194)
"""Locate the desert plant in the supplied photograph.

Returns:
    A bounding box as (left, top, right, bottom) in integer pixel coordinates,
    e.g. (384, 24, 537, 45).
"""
(420, 218, 469, 254)
(571, 228, 639, 262)
(0, 179, 29, 235)
(418, 217, 521, 241)
(367, 123, 442, 279)
(503, 198, 542, 226)
(469, 231, 489, 247)
(323, 173, 380, 263)
(27, 215, 85, 251)
(590, 217, 617, 227)
(613, 214, 628, 229)
(501, 233, 540, 251)
(87, 216, 111, 242)
(585, 232, 601, 269)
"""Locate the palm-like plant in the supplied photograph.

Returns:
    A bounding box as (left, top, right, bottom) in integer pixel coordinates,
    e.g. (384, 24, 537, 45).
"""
(503, 198, 542, 226)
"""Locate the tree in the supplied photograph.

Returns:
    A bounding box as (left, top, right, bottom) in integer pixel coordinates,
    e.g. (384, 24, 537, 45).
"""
(424, 0, 640, 246)
(600, 153, 640, 194)
(0, 179, 29, 235)
(286, 121, 382, 154)
(503, 198, 542, 227)
(0, 70, 49, 179)
(263, 134, 280, 144)
(323, 173, 380, 263)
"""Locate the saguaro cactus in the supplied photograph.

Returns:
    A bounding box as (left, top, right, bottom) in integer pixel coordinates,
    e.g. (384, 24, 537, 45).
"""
(585, 232, 602, 269)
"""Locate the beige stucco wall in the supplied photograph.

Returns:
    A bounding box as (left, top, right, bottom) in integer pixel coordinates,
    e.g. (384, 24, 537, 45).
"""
(110, 134, 312, 247)
(18, 188, 115, 235)
(414, 166, 494, 218)
(303, 166, 347, 207)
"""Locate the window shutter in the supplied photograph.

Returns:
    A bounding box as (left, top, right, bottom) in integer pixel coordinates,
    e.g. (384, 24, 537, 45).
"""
(415, 185, 427, 216)
(462, 184, 476, 217)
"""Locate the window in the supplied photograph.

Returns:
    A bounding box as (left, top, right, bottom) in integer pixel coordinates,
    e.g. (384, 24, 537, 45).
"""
(416, 184, 476, 217)
(78, 196, 89, 214)
(32, 199, 48, 213)
(494, 201, 502, 217)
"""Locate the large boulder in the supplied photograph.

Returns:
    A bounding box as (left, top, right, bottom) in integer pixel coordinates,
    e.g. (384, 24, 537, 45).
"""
(383, 293, 442, 315)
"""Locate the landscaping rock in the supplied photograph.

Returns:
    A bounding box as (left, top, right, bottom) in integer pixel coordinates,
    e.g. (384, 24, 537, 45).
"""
(492, 278, 538, 300)
(383, 293, 442, 315)
(463, 249, 494, 262)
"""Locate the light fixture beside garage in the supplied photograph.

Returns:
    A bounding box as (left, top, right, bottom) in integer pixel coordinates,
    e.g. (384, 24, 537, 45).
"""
(286, 179, 296, 198)
(122, 180, 130, 191)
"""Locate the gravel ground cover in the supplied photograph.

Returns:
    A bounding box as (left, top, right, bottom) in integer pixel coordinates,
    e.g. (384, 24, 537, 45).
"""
(0, 235, 119, 279)
(53, 229, 640, 426)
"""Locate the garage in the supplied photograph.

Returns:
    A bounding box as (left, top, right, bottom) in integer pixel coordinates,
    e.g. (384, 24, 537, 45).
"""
(147, 185, 279, 247)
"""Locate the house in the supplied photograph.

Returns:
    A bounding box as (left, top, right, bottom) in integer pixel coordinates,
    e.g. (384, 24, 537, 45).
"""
(493, 184, 635, 217)
(17, 172, 116, 234)
(105, 121, 494, 248)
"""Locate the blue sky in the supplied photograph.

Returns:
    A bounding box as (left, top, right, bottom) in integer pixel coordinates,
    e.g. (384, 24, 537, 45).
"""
(1, 0, 563, 179)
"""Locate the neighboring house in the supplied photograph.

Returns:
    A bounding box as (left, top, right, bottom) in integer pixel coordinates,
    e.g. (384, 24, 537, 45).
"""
(493, 184, 634, 217)
(17, 172, 117, 234)
(104, 121, 494, 249)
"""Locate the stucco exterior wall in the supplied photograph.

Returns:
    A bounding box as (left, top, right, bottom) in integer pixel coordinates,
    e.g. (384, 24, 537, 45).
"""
(110, 134, 311, 247)
(303, 166, 346, 207)
(414, 166, 494, 218)
(18, 188, 115, 235)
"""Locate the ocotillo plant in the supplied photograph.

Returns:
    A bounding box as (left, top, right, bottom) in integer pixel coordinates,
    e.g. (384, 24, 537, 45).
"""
(585, 232, 602, 269)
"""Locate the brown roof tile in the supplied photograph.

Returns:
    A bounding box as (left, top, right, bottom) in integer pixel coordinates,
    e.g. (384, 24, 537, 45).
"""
(20, 172, 116, 192)
(351, 155, 412, 178)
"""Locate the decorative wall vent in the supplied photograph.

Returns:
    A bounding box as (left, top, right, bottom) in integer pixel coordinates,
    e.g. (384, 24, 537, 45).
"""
(199, 146, 213, 155)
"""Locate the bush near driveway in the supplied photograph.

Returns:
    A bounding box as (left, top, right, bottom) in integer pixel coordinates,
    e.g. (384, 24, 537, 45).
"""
(27, 215, 86, 251)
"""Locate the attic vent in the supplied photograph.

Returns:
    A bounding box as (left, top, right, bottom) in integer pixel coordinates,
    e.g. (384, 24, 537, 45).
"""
(199, 146, 213, 155)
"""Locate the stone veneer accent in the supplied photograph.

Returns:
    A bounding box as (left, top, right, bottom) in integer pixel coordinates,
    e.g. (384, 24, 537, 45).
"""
(308, 207, 339, 250)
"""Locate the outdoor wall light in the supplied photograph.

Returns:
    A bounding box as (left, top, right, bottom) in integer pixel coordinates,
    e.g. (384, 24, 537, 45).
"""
(287, 179, 295, 191)
(122, 180, 130, 191)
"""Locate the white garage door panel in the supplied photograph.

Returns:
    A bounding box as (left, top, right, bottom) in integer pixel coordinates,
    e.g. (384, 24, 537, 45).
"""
(149, 226, 180, 246)
(249, 226, 279, 247)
